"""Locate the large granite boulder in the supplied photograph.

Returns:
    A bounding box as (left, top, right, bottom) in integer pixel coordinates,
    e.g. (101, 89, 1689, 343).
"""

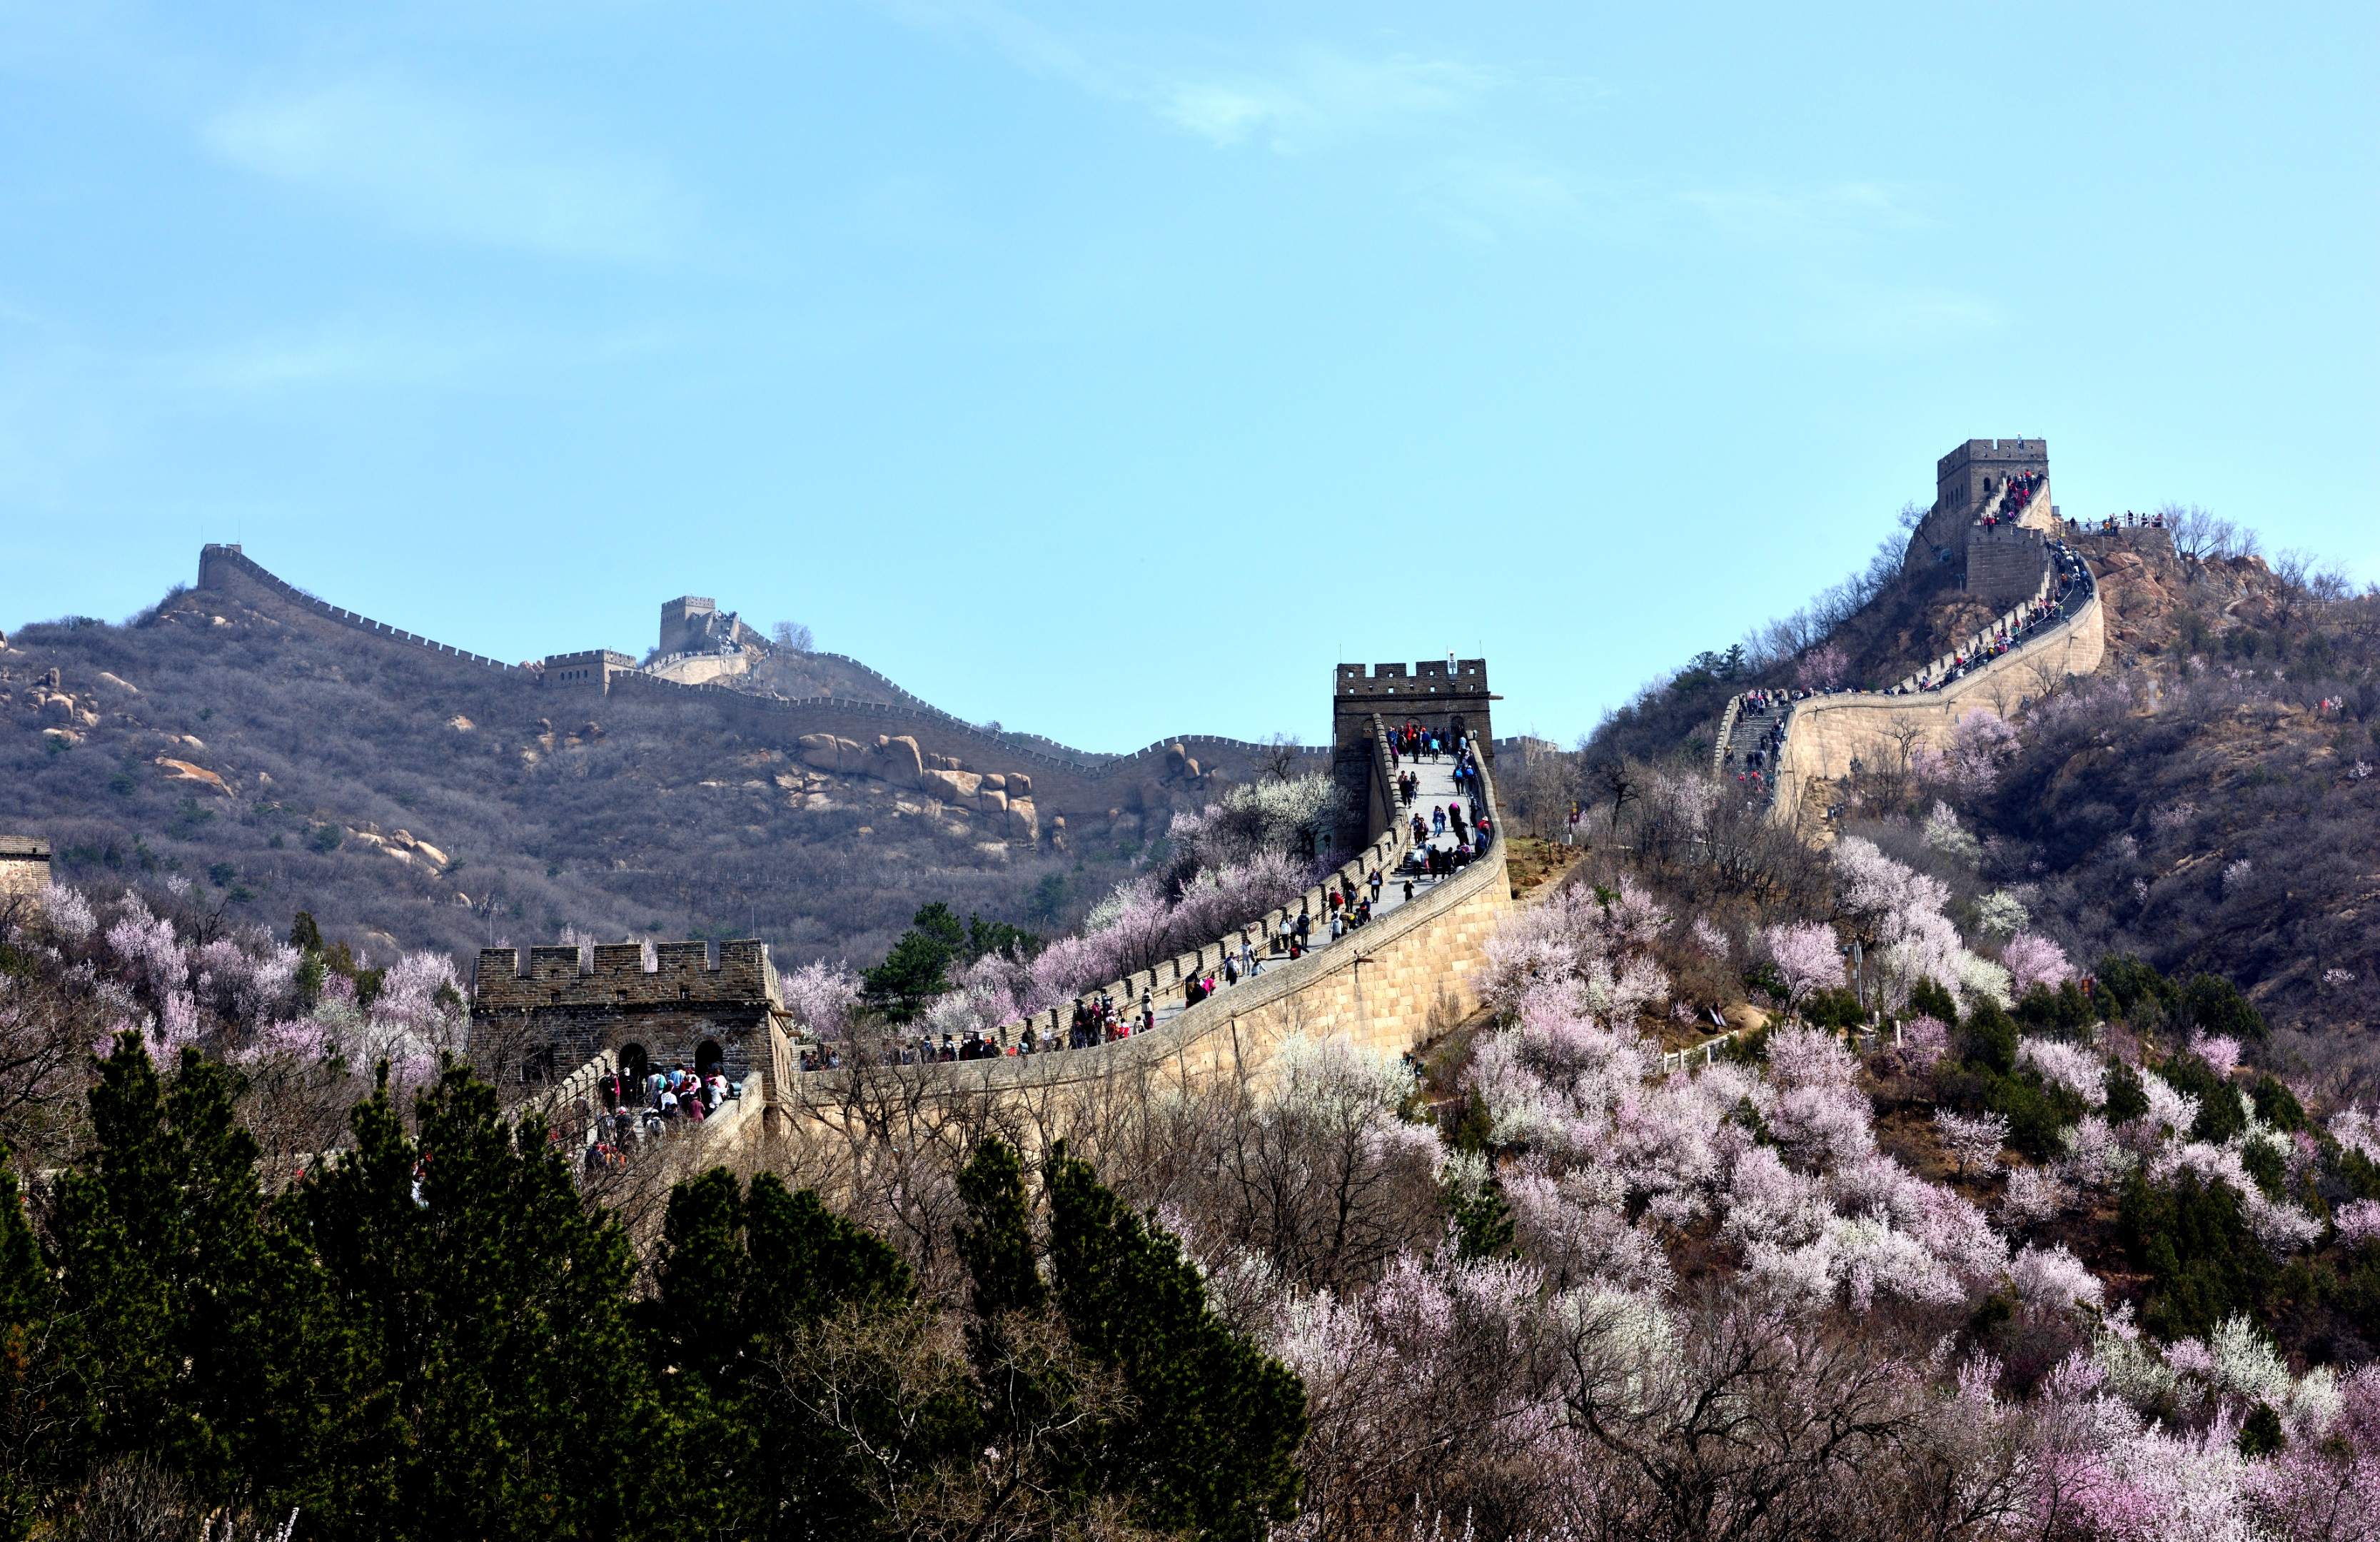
(869, 735, 924, 786)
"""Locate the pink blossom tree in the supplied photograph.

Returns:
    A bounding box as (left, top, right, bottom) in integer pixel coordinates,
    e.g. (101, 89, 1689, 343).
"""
(780, 957, 862, 1039)
(2002, 932, 2076, 997)
(1796, 640, 1850, 692)
(1759, 922, 1845, 1010)
(1934, 1108, 2010, 1177)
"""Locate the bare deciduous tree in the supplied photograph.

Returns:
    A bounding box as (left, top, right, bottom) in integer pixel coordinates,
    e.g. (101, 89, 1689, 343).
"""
(1259, 732, 1304, 785)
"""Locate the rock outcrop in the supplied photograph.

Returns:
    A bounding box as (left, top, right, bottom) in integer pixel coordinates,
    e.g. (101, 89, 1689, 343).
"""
(787, 733, 1041, 842)
(153, 758, 230, 795)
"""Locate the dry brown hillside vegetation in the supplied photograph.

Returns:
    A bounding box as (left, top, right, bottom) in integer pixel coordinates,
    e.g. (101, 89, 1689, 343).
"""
(1568, 514, 2379, 1094)
(0, 582, 1154, 974)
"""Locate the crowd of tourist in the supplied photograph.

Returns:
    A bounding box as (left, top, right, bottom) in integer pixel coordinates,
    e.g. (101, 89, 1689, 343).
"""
(1891, 540, 2093, 695)
(1980, 469, 2046, 528)
(1389, 721, 1491, 799)
(1715, 533, 2094, 809)
(1389, 722, 1457, 761)
(2086, 509, 2167, 533)
(769, 719, 1498, 1074)
(582, 1061, 736, 1168)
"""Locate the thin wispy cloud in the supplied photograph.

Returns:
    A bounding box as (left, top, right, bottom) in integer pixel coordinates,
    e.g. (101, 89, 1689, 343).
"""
(1158, 53, 1491, 152)
(1676, 182, 1930, 247)
(205, 77, 686, 261)
(878, 1, 1492, 153)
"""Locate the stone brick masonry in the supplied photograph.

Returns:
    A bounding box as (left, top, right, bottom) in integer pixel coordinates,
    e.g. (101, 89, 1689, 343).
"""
(470, 938, 785, 1089)
(0, 836, 49, 912)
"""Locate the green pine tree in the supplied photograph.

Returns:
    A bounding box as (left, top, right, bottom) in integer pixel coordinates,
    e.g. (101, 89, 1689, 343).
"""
(295, 1061, 657, 1541)
(48, 1036, 329, 1513)
(647, 1168, 935, 1541)
(862, 903, 969, 1021)
(0, 1141, 68, 1538)
(1047, 1146, 1306, 1541)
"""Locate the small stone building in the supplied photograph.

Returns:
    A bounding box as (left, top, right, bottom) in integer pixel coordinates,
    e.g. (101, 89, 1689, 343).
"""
(470, 938, 787, 1095)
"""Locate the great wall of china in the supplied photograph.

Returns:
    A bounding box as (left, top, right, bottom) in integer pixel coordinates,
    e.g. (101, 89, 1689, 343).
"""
(491, 707, 1511, 1163)
(175, 544, 1511, 1152)
(193, 543, 1338, 827)
(1710, 440, 2112, 829)
(202, 435, 2128, 1166)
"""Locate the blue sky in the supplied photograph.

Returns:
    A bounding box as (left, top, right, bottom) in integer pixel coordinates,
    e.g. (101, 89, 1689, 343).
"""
(3, 1, 2373, 752)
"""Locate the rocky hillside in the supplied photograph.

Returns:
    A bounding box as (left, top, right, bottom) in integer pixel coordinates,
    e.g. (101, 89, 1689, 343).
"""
(1573, 506, 2377, 1089)
(1955, 536, 2380, 1094)
(0, 579, 1186, 975)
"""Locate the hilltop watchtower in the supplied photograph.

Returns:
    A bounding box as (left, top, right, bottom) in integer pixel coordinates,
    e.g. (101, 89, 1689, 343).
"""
(1905, 438, 2061, 603)
(659, 597, 717, 657)
(1935, 438, 2048, 524)
(659, 596, 762, 659)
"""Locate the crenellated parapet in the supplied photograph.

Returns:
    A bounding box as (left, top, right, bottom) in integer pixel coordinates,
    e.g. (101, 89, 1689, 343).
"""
(469, 937, 784, 1094)
(197, 545, 522, 672)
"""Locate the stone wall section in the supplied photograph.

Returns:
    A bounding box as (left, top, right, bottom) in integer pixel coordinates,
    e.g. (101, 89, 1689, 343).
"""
(1966, 520, 2051, 605)
(787, 755, 1511, 1120)
(193, 544, 1337, 829)
(197, 545, 522, 673)
(988, 728, 1416, 1053)
(1769, 578, 2104, 826)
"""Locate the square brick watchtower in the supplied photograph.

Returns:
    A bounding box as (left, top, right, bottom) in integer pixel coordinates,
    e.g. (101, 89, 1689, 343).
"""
(470, 938, 785, 1094)
(0, 837, 51, 917)
(540, 650, 637, 692)
(1331, 658, 1496, 848)
(1936, 438, 2048, 524)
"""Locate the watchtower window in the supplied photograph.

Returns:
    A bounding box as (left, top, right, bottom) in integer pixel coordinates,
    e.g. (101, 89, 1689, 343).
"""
(679, 986, 691, 1001)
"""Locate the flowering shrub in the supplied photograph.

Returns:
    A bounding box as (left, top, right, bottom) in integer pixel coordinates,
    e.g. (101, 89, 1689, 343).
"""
(1757, 922, 1842, 1007)
(2010, 1241, 2101, 1311)
(1912, 710, 2017, 795)
(2002, 932, 2075, 995)
(1480, 879, 1671, 1022)
(1933, 1108, 2010, 1176)
(1879, 1014, 1950, 1076)
(2001, 1166, 2073, 1229)
(780, 957, 862, 1039)
(1834, 837, 2010, 1011)
(2018, 1035, 2106, 1106)
(1922, 801, 1983, 865)
(2333, 1199, 2380, 1254)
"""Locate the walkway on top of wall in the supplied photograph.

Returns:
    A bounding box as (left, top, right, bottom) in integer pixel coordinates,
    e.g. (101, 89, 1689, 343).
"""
(781, 748, 1512, 1099)
(1120, 742, 1486, 1039)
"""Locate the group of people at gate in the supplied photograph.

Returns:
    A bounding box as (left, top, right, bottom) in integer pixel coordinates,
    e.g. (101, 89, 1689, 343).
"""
(583, 1060, 735, 1169)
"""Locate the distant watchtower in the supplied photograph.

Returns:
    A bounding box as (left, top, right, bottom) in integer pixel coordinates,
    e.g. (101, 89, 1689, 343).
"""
(659, 597, 718, 658)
